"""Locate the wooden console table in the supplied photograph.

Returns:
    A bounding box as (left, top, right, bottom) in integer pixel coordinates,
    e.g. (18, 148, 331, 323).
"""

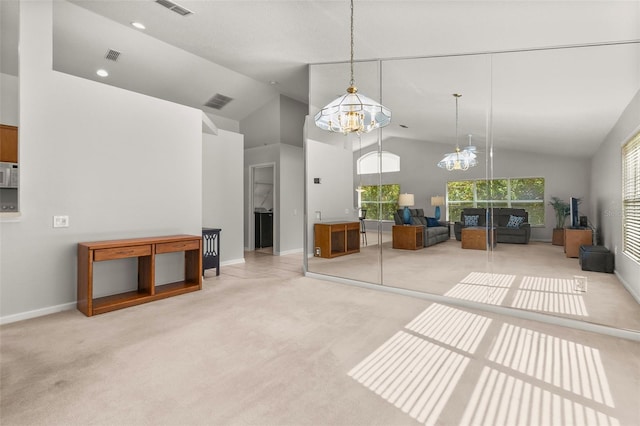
(77, 235, 202, 316)
(392, 225, 424, 250)
(314, 221, 360, 258)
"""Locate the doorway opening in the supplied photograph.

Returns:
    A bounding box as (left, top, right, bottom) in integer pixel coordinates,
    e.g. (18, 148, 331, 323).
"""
(250, 163, 276, 254)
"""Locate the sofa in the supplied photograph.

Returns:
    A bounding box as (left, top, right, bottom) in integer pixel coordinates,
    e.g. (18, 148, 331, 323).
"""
(454, 207, 531, 244)
(393, 208, 450, 247)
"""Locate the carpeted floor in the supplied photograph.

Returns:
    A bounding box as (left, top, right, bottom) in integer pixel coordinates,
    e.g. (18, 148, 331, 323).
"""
(309, 237, 640, 331)
(1, 250, 639, 425)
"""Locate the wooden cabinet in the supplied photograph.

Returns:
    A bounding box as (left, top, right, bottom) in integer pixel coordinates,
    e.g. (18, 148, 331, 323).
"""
(392, 225, 424, 250)
(314, 221, 360, 258)
(564, 228, 592, 258)
(0, 125, 18, 163)
(77, 235, 202, 316)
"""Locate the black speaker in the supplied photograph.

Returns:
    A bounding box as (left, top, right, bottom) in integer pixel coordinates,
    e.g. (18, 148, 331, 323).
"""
(579, 216, 588, 227)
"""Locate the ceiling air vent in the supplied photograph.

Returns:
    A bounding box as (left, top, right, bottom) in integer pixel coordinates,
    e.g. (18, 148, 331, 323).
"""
(204, 93, 234, 110)
(155, 0, 193, 16)
(105, 49, 121, 62)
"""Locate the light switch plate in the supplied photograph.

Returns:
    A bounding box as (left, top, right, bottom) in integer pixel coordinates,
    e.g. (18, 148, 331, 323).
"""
(53, 215, 69, 228)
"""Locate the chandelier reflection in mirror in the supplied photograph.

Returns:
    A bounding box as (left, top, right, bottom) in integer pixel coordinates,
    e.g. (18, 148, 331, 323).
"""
(314, 0, 391, 135)
(437, 94, 477, 171)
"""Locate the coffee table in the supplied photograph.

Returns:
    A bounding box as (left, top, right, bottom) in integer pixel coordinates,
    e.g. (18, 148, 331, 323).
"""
(461, 227, 497, 250)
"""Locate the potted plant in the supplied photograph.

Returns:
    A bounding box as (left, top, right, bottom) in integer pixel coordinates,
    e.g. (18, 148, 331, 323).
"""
(549, 196, 570, 245)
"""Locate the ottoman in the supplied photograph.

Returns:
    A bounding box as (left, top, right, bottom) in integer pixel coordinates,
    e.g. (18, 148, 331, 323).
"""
(579, 245, 614, 273)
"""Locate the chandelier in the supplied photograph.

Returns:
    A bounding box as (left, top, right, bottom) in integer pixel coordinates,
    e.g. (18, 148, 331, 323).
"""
(437, 94, 477, 171)
(314, 0, 391, 135)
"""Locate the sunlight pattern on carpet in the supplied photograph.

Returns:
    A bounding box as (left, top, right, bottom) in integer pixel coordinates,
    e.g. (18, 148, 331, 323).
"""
(405, 303, 492, 354)
(460, 366, 620, 426)
(512, 276, 588, 316)
(348, 330, 470, 426)
(444, 272, 516, 305)
(488, 323, 614, 406)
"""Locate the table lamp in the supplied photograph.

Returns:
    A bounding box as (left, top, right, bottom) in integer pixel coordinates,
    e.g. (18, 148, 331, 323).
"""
(398, 193, 415, 225)
(431, 195, 445, 220)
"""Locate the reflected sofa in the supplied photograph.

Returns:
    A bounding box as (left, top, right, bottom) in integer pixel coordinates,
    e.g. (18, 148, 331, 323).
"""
(453, 207, 531, 244)
(393, 208, 450, 247)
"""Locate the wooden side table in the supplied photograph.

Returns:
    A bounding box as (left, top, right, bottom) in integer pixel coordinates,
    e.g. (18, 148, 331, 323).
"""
(564, 228, 592, 258)
(392, 225, 424, 250)
(461, 227, 497, 250)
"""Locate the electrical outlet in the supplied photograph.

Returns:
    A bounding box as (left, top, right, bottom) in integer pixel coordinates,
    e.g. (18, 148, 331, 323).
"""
(345, 208, 349, 214)
(53, 215, 69, 228)
(315, 247, 321, 256)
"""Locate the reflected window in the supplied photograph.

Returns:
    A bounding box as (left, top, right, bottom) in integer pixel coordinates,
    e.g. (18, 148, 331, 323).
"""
(447, 178, 545, 225)
(623, 131, 640, 262)
(360, 184, 400, 221)
(357, 151, 400, 175)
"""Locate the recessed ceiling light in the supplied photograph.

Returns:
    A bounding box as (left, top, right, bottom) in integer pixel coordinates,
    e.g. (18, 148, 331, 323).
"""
(269, 81, 278, 85)
(131, 21, 146, 30)
(96, 69, 109, 77)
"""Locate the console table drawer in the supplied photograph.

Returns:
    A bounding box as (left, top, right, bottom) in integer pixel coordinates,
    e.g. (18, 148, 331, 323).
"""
(94, 245, 152, 261)
(155, 239, 200, 254)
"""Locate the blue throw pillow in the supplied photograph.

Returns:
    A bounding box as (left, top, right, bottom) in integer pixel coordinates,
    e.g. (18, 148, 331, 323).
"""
(464, 215, 479, 226)
(506, 215, 524, 228)
(426, 217, 441, 227)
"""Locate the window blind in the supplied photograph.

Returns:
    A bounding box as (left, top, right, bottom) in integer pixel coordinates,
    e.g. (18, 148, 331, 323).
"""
(623, 132, 640, 262)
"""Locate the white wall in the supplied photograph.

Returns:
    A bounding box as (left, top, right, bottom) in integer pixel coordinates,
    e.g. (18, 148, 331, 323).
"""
(0, 73, 19, 125)
(240, 96, 280, 149)
(204, 112, 240, 134)
(306, 138, 355, 255)
(590, 89, 640, 301)
(278, 144, 303, 254)
(279, 96, 307, 147)
(203, 130, 245, 264)
(0, 1, 202, 321)
(356, 137, 590, 240)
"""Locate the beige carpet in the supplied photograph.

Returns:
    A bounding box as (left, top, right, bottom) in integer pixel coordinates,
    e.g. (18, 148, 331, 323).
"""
(308, 237, 640, 331)
(1, 251, 639, 425)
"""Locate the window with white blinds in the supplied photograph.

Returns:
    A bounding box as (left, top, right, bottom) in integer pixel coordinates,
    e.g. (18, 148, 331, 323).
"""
(623, 131, 640, 262)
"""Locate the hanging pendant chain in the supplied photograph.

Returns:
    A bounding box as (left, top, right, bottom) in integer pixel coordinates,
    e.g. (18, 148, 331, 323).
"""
(350, 0, 355, 87)
(455, 95, 459, 149)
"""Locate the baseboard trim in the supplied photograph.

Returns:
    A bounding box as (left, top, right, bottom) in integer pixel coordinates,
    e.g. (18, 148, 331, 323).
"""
(220, 258, 245, 266)
(1, 302, 76, 325)
(616, 270, 640, 304)
(276, 248, 303, 256)
(3, 259, 247, 325)
(305, 271, 640, 342)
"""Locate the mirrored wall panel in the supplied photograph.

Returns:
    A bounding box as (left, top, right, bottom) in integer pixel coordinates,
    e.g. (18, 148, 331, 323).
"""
(306, 60, 384, 285)
(306, 43, 640, 333)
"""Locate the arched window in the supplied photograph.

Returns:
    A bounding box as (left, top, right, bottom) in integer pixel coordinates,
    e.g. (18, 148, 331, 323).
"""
(357, 151, 400, 175)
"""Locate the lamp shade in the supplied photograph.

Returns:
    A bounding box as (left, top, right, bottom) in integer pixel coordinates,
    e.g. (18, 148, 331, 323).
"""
(398, 193, 414, 207)
(431, 196, 445, 206)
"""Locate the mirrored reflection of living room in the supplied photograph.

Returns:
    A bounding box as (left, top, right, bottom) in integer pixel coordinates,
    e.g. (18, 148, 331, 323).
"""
(305, 42, 640, 335)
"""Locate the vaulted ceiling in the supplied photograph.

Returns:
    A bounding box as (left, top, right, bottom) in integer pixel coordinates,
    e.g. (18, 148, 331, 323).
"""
(2, 1, 639, 155)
